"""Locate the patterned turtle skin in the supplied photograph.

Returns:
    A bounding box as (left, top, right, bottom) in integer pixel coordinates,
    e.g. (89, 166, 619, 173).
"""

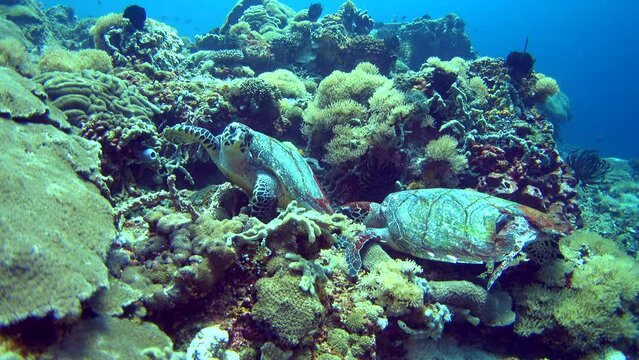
(344, 188, 571, 288)
(163, 122, 332, 221)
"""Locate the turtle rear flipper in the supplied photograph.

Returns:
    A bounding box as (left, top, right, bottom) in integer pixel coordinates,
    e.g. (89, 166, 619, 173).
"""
(162, 124, 219, 157)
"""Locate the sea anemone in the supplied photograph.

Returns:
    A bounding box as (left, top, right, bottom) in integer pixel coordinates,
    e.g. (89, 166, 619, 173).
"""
(565, 150, 611, 186)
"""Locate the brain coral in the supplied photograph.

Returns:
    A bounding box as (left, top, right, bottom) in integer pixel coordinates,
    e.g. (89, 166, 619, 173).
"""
(34, 70, 160, 125)
(0, 120, 115, 326)
(252, 269, 326, 346)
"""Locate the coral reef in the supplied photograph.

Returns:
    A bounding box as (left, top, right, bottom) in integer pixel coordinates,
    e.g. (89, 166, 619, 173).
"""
(1, 0, 635, 358)
(92, 13, 185, 73)
(0, 67, 69, 129)
(48, 316, 173, 359)
(37, 48, 113, 73)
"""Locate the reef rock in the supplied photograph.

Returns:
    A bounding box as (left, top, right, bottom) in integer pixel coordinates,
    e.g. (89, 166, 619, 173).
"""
(48, 316, 173, 359)
(0, 120, 115, 326)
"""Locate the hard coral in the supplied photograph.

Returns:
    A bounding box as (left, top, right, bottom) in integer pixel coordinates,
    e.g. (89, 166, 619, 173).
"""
(0, 121, 114, 326)
(252, 269, 326, 346)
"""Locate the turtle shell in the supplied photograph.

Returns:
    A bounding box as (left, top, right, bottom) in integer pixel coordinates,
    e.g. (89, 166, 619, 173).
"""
(378, 188, 536, 264)
(248, 130, 333, 213)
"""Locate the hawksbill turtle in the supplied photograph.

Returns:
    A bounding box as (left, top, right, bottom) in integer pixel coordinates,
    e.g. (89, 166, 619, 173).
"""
(162, 122, 332, 221)
(340, 188, 572, 288)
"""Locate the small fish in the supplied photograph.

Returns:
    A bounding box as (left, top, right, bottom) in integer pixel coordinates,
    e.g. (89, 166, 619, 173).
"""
(401, 15, 407, 21)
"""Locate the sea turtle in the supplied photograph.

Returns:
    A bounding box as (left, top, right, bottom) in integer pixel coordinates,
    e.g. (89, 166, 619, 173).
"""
(340, 188, 572, 289)
(162, 122, 332, 221)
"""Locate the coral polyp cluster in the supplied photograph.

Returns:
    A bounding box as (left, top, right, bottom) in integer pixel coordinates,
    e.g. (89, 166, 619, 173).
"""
(0, 0, 636, 359)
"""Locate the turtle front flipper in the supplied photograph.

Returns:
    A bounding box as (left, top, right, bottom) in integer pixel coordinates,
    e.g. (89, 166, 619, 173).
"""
(162, 124, 219, 159)
(249, 171, 279, 222)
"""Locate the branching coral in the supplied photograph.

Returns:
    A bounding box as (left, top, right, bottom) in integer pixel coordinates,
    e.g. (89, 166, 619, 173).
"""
(227, 201, 356, 247)
(286, 253, 329, 294)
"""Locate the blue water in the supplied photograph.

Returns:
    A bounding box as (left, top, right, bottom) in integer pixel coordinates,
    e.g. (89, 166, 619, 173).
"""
(42, 0, 639, 159)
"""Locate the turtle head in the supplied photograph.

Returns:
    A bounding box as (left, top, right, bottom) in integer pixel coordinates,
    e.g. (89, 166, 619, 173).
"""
(220, 122, 253, 156)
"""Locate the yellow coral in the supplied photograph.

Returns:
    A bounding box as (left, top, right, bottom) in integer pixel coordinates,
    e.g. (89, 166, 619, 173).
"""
(424, 56, 468, 77)
(258, 69, 308, 98)
(424, 135, 468, 174)
(312, 62, 390, 108)
(467, 76, 489, 105)
(515, 231, 639, 351)
(533, 73, 560, 102)
(0, 38, 35, 75)
(303, 62, 413, 165)
(355, 259, 424, 317)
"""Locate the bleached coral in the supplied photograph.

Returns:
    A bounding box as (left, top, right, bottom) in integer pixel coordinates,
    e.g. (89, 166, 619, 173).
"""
(227, 200, 357, 246)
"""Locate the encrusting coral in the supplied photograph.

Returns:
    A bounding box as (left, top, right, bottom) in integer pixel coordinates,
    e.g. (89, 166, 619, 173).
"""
(0, 120, 115, 326)
(252, 268, 326, 346)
